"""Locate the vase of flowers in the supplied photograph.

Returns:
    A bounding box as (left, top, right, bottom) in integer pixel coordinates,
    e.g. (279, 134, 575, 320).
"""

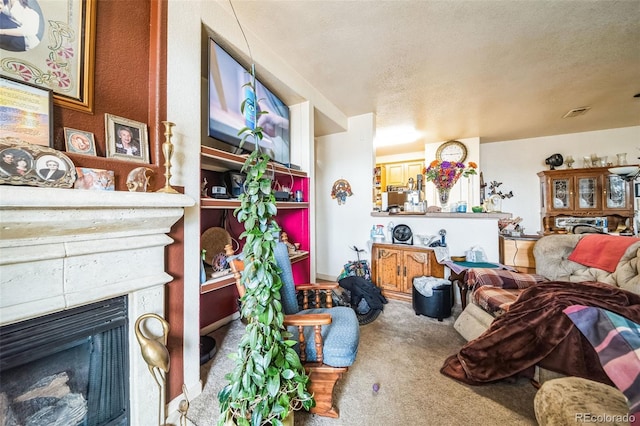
(424, 160, 477, 209)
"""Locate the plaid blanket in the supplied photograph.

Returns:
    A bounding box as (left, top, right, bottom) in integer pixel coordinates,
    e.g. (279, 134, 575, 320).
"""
(565, 305, 640, 417)
(473, 287, 521, 317)
(467, 268, 548, 290)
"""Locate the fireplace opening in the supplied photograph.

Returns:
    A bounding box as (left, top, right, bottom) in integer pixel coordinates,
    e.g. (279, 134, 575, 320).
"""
(0, 297, 130, 426)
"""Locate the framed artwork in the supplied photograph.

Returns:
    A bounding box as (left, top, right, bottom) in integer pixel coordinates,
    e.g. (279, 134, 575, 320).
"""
(0, 76, 53, 147)
(105, 114, 149, 164)
(0, 137, 76, 188)
(74, 167, 115, 191)
(0, 0, 97, 113)
(64, 127, 96, 156)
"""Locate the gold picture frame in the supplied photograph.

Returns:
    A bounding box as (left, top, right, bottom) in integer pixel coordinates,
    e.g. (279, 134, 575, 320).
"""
(0, 137, 76, 188)
(0, 0, 97, 113)
(105, 114, 150, 164)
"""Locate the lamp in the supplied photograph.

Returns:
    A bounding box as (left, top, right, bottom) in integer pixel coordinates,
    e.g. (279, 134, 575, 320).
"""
(608, 165, 640, 181)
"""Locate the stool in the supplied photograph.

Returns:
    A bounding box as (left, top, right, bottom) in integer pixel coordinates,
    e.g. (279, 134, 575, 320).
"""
(412, 284, 452, 321)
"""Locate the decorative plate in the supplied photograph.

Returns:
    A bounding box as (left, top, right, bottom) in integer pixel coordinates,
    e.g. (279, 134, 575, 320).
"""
(200, 227, 232, 266)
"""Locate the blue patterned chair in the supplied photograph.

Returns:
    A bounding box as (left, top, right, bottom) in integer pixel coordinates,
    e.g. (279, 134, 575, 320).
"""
(226, 242, 360, 418)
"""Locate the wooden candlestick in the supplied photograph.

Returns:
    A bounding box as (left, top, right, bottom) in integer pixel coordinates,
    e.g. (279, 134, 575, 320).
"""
(157, 121, 179, 194)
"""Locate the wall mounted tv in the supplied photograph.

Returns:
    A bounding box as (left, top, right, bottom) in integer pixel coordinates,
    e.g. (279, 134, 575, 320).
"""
(207, 38, 290, 165)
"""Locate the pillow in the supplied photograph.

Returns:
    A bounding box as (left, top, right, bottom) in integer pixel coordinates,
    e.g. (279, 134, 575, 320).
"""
(564, 305, 640, 417)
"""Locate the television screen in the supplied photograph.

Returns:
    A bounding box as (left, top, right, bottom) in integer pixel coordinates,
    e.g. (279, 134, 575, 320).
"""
(208, 38, 290, 165)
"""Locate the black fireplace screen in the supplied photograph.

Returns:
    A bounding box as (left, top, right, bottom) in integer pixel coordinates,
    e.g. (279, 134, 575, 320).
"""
(0, 297, 129, 426)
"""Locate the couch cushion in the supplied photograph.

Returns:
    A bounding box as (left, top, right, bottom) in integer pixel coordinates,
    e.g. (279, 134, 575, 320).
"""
(472, 286, 521, 317)
(467, 268, 547, 290)
(288, 306, 359, 368)
(534, 377, 630, 426)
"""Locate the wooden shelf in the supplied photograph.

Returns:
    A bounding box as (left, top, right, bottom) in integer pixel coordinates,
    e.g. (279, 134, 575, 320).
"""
(200, 145, 307, 177)
(200, 272, 236, 294)
(199, 252, 309, 294)
(201, 198, 309, 210)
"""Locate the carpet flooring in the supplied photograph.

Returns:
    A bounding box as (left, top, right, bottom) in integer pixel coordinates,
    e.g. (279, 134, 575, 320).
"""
(186, 300, 538, 425)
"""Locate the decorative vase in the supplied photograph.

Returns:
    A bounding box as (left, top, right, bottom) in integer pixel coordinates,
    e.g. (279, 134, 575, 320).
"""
(438, 187, 450, 209)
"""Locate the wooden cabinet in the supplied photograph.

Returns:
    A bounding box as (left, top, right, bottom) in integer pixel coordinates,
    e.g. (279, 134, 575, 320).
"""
(371, 243, 444, 302)
(538, 166, 634, 233)
(379, 161, 424, 187)
(499, 235, 540, 274)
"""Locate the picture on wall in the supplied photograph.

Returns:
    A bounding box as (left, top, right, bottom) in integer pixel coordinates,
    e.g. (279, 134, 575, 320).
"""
(104, 114, 149, 164)
(0, 0, 97, 112)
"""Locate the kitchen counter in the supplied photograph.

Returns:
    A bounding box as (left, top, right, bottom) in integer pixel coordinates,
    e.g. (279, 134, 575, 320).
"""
(371, 211, 512, 219)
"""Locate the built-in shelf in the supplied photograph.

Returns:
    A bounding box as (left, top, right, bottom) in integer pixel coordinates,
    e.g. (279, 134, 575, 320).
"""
(200, 145, 307, 177)
(201, 198, 309, 210)
(200, 251, 310, 294)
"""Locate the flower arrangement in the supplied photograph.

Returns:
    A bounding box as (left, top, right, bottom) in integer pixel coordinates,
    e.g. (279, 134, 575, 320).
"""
(423, 160, 477, 190)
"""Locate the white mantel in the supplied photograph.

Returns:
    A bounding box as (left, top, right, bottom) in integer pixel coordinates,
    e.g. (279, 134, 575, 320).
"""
(0, 186, 194, 425)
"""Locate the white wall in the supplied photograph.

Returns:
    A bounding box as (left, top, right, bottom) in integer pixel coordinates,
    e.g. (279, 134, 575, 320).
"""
(480, 126, 640, 234)
(315, 114, 376, 279)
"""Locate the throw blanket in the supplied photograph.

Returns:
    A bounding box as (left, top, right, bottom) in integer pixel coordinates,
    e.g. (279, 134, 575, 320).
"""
(441, 281, 640, 386)
(567, 234, 639, 272)
(565, 305, 640, 416)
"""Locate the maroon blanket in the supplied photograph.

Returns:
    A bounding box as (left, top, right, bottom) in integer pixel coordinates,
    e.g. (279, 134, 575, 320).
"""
(441, 281, 640, 386)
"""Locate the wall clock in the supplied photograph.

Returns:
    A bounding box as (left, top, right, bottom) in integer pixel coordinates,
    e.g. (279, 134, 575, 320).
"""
(436, 140, 467, 163)
(392, 224, 413, 245)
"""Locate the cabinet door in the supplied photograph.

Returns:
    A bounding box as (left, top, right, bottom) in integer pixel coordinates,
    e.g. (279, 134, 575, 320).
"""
(375, 248, 402, 292)
(575, 173, 602, 211)
(406, 162, 424, 182)
(403, 251, 431, 293)
(386, 164, 405, 186)
(605, 175, 632, 211)
(550, 177, 572, 210)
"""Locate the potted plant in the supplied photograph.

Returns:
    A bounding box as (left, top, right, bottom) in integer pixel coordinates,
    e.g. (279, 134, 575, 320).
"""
(217, 68, 313, 426)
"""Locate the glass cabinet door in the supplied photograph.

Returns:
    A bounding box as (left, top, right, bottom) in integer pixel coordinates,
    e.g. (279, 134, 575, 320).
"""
(606, 175, 627, 209)
(551, 178, 570, 209)
(577, 177, 598, 209)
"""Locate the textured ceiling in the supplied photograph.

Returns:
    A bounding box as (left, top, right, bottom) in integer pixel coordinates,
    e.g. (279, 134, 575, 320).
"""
(228, 0, 640, 155)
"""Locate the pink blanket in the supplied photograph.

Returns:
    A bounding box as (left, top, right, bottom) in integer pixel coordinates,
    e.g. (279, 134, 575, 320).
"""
(567, 234, 639, 273)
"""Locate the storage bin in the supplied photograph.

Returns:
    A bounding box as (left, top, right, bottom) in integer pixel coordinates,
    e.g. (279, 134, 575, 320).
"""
(412, 282, 452, 321)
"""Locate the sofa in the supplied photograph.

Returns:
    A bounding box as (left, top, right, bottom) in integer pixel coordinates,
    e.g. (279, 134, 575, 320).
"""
(451, 233, 640, 425)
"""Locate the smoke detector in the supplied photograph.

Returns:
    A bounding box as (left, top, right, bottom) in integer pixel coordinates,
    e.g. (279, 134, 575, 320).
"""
(562, 106, 591, 118)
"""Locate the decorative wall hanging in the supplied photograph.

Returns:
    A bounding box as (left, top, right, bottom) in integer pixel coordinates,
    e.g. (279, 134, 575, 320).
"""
(331, 178, 353, 205)
(0, 0, 97, 113)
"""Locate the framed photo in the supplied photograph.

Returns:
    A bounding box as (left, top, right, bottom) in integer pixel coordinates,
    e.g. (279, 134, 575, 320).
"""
(105, 114, 149, 164)
(64, 128, 96, 156)
(0, 137, 76, 188)
(0, 76, 53, 147)
(74, 167, 115, 191)
(0, 0, 97, 113)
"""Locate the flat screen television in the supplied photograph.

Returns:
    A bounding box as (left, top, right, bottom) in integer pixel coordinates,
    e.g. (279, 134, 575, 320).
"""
(207, 38, 290, 165)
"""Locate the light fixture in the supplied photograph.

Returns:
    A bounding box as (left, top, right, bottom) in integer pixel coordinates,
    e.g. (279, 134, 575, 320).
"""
(609, 165, 640, 181)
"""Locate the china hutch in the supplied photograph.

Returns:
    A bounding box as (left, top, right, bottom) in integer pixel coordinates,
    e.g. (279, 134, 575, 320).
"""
(537, 166, 634, 234)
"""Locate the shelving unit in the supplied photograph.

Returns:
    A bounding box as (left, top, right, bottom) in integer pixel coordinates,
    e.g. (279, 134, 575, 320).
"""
(199, 145, 311, 328)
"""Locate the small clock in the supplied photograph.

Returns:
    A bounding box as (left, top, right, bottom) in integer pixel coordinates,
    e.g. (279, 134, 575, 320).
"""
(436, 140, 467, 163)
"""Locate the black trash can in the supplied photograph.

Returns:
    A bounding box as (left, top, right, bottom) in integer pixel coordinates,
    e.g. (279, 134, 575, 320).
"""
(412, 283, 452, 321)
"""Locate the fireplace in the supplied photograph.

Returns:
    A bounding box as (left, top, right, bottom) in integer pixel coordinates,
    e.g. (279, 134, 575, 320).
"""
(1, 297, 129, 425)
(0, 186, 193, 425)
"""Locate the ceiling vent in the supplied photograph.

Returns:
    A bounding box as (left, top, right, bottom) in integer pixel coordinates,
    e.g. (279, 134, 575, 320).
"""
(562, 106, 591, 118)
